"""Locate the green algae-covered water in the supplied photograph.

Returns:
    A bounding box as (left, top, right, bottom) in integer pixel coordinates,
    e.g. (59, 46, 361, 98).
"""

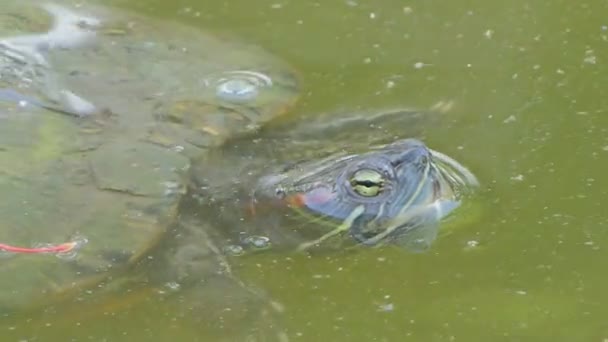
(3, 0, 608, 341)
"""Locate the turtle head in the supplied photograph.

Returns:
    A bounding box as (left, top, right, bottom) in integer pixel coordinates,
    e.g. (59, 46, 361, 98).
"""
(252, 138, 478, 251)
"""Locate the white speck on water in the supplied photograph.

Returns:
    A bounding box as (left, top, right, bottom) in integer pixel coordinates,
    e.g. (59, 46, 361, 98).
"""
(370, 12, 376, 19)
(484, 29, 494, 39)
(312, 274, 330, 279)
(466, 63, 472, 67)
(363, 57, 372, 64)
(164, 281, 181, 291)
(386, 80, 396, 89)
(556, 68, 565, 74)
(515, 290, 527, 295)
(270, 3, 283, 9)
(345, 0, 358, 7)
(602, 145, 608, 151)
(403, 6, 413, 14)
(297, 20, 303, 24)
(511, 174, 524, 181)
(413, 62, 429, 69)
(503, 115, 517, 123)
(377, 257, 386, 262)
(533, 64, 541, 70)
(377, 303, 394, 312)
(466, 240, 479, 248)
(512, 73, 519, 79)
(584, 49, 597, 64)
(171, 145, 184, 153)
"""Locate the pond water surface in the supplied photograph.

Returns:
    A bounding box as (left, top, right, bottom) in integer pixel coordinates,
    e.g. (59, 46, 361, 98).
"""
(3, 0, 608, 341)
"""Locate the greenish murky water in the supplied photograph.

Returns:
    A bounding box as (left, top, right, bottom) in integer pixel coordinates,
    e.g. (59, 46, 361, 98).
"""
(3, 0, 608, 341)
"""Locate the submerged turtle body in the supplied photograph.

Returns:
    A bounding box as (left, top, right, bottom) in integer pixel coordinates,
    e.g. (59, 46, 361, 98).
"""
(0, 1, 299, 311)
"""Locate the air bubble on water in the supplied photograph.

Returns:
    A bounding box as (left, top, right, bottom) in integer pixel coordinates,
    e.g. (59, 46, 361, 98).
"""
(164, 281, 181, 292)
(464, 240, 479, 251)
(583, 49, 597, 64)
(55, 249, 78, 260)
(162, 181, 182, 196)
(413, 62, 431, 69)
(377, 303, 394, 312)
(511, 174, 524, 182)
(203, 70, 273, 103)
(224, 244, 245, 256)
(56, 236, 88, 260)
(243, 235, 271, 250)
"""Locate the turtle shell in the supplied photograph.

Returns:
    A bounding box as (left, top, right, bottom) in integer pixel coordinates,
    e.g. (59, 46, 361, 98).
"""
(0, 1, 299, 311)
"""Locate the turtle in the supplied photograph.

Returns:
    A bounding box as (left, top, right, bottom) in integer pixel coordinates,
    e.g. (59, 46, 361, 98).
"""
(0, 2, 479, 340)
(0, 0, 299, 318)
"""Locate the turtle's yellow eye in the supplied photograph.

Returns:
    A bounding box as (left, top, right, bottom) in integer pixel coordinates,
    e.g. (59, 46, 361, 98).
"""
(350, 169, 384, 197)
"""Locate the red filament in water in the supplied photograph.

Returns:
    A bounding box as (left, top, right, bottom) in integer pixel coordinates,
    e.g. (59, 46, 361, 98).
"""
(0, 241, 78, 254)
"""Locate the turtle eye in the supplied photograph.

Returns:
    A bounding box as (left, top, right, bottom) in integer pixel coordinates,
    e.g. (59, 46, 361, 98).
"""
(349, 169, 384, 197)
